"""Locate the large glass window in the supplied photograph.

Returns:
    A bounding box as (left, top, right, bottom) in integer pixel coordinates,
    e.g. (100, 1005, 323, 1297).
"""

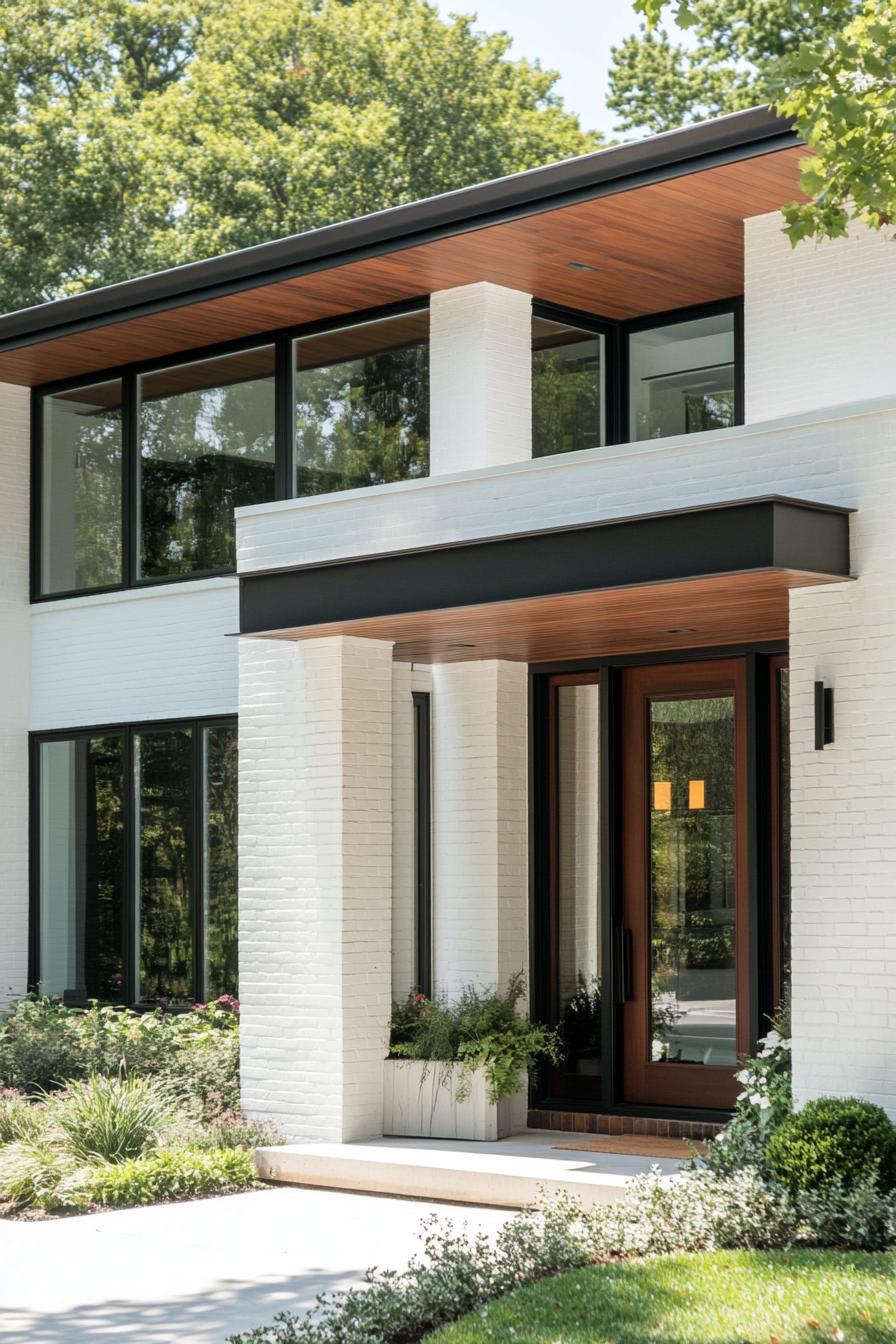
(40, 381, 123, 595)
(38, 735, 125, 1002)
(629, 311, 736, 442)
(138, 348, 276, 578)
(34, 719, 237, 1006)
(294, 310, 429, 495)
(135, 727, 194, 1004)
(532, 316, 605, 457)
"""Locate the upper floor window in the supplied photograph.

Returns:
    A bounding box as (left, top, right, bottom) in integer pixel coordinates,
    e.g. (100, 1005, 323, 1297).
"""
(628, 311, 736, 441)
(294, 309, 429, 495)
(532, 315, 605, 458)
(138, 347, 276, 579)
(34, 304, 430, 600)
(40, 380, 123, 595)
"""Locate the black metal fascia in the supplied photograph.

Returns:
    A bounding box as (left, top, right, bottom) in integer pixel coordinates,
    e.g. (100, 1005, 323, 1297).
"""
(238, 495, 852, 637)
(0, 107, 798, 356)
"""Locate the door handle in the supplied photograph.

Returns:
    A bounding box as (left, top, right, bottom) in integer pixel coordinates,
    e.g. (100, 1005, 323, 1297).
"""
(618, 928, 634, 1003)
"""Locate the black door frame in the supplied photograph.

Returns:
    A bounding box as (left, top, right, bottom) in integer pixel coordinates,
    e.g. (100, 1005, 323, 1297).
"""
(530, 640, 786, 1120)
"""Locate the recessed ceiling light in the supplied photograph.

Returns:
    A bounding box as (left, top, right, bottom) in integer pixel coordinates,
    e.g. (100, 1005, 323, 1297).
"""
(566, 261, 599, 272)
(664, 627, 696, 635)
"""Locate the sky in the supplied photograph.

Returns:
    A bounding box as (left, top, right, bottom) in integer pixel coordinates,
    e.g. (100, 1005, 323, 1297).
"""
(435, 0, 684, 137)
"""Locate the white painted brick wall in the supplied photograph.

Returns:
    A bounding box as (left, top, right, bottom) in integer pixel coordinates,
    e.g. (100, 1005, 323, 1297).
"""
(31, 577, 238, 730)
(0, 382, 30, 1005)
(238, 634, 393, 1141)
(431, 660, 528, 1002)
(429, 283, 532, 475)
(746, 213, 896, 421)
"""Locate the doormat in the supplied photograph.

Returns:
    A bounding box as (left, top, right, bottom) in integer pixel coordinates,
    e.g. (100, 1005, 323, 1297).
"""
(553, 1135, 706, 1160)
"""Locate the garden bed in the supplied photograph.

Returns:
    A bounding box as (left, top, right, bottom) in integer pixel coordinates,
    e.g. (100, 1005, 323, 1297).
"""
(0, 995, 281, 1216)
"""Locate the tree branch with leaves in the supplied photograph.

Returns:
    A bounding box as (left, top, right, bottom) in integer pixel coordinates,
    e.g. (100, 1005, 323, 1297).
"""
(623, 0, 894, 245)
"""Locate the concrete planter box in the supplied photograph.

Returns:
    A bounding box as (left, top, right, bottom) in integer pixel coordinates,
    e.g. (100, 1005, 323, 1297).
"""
(383, 1058, 527, 1141)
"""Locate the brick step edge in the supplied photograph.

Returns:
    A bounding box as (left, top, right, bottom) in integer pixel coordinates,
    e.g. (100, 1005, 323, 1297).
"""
(528, 1109, 725, 1142)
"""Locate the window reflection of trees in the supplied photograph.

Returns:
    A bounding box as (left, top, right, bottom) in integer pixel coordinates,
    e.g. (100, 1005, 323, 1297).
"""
(139, 378, 275, 577)
(649, 696, 736, 1064)
(295, 344, 429, 495)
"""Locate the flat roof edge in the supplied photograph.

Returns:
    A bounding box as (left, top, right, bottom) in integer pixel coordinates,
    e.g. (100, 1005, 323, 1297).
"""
(0, 106, 798, 355)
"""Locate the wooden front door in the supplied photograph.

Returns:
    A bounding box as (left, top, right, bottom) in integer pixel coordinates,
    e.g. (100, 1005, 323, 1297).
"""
(620, 659, 749, 1109)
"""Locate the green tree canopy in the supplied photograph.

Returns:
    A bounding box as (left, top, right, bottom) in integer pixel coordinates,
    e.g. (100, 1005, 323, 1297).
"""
(0, 0, 599, 312)
(618, 1, 896, 246)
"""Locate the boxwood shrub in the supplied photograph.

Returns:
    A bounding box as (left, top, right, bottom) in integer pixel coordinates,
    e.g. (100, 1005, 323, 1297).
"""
(767, 1097, 896, 1193)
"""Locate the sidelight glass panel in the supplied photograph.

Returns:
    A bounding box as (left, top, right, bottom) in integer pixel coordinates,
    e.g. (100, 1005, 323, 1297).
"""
(40, 381, 123, 594)
(294, 309, 429, 495)
(555, 683, 602, 1077)
(649, 694, 736, 1066)
(38, 735, 125, 1002)
(629, 312, 735, 442)
(202, 723, 238, 1000)
(135, 727, 194, 1004)
(532, 316, 605, 457)
(138, 347, 276, 578)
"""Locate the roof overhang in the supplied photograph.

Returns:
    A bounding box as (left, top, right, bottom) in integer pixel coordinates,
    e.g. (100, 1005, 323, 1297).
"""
(0, 107, 803, 387)
(238, 496, 852, 663)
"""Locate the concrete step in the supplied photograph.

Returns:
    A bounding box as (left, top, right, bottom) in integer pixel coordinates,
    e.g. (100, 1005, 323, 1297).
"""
(254, 1131, 682, 1210)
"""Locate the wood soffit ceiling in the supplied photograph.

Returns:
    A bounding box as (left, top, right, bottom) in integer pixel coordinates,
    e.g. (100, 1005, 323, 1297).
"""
(0, 145, 804, 388)
(247, 569, 835, 666)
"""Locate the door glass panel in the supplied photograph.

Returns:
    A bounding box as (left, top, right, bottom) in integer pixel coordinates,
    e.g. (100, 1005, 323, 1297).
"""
(555, 683, 601, 1078)
(649, 694, 736, 1066)
(202, 724, 239, 1001)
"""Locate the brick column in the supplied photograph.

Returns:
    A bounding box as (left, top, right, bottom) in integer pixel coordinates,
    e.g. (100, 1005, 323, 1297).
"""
(431, 660, 528, 1002)
(429, 283, 532, 475)
(238, 634, 394, 1142)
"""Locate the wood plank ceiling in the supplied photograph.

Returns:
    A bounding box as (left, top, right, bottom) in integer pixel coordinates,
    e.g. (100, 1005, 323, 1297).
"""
(248, 568, 837, 665)
(0, 146, 803, 387)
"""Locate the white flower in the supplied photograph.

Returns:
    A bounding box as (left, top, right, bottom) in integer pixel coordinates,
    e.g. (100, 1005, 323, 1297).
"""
(749, 1093, 764, 1107)
(758, 1095, 772, 1110)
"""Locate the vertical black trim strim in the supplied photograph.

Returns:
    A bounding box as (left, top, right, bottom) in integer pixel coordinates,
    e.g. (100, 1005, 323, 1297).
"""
(122, 373, 137, 587)
(27, 735, 39, 992)
(412, 692, 433, 998)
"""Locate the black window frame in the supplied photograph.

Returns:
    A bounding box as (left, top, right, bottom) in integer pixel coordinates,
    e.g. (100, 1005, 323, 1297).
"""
(412, 690, 433, 998)
(30, 297, 432, 603)
(532, 296, 743, 456)
(29, 714, 238, 1008)
(31, 294, 742, 601)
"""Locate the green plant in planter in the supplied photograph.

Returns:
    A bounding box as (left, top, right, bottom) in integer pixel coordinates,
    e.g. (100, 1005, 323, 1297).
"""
(560, 976, 601, 1074)
(389, 972, 562, 1105)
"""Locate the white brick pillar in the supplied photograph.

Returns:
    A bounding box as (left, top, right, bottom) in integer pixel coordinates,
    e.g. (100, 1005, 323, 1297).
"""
(0, 382, 30, 1007)
(238, 634, 394, 1142)
(429, 283, 532, 474)
(431, 660, 528, 1001)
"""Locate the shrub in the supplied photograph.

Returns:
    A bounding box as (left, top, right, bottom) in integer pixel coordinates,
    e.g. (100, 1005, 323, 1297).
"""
(702, 1005, 792, 1178)
(180, 1109, 283, 1151)
(0, 1089, 47, 1144)
(51, 1075, 173, 1164)
(84, 1147, 258, 1207)
(0, 1141, 82, 1212)
(767, 1096, 896, 1194)
(0, 997, 83, 1094)
(388, 973, 562, 1104)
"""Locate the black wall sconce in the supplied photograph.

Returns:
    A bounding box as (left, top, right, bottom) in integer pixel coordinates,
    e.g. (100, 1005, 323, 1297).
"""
(815, 681, 835, 750)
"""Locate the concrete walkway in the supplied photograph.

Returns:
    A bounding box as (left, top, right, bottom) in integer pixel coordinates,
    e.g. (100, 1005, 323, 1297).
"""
(0, 1186, 511, 1344)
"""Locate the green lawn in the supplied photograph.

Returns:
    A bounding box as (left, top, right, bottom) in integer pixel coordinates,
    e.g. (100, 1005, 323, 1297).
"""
(424, 1251, 896, 1344)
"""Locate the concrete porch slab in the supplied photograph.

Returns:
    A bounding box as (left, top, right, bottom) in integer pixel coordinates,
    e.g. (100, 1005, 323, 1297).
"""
(254, 1129, 684, 1210)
